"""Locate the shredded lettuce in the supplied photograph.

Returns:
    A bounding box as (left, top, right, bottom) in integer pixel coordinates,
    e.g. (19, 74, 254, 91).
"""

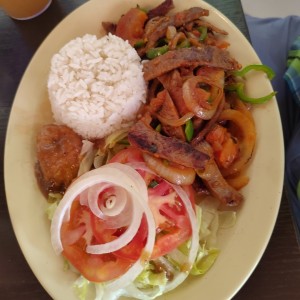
(188, 201, 220, 276)
(93, 129, 130, 169)
(198, 197, 236, 247)
(198, 197, 219, 246)
(47, 192, 63, 203)
(73, 276, 108, 300)
(46, 201, 59, 221)
(78, 140, 97, 177)
(59, 195, 236, 300)
(190, 246, 219, 276)
(218, 210, 237, 229)
(73, 276, 92, 300)
(135, 262, 168, 287)
(104, 128, 129, 149)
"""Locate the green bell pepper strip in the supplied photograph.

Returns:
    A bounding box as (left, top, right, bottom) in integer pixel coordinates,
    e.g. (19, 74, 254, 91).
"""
(146, 45, 169, 59)
(117, 139, 130, 145)
(185, 119, 194, 142)
(136, 5, 148, 13)
(226, 82, 277, 104)
(148, 180, 159, 188)
(155, 123, 162, 132)
(197, 26, 208, 41)
(177, 39, 191, 49)
(134, 40, 146, 49)
(233, 64, 275, 80)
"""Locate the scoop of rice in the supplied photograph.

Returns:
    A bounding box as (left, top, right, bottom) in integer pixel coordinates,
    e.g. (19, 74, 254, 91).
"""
(48, 33, 147, 140)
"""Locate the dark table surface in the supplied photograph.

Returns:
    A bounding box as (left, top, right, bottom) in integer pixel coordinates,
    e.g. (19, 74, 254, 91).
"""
(1, 0, 300, 299)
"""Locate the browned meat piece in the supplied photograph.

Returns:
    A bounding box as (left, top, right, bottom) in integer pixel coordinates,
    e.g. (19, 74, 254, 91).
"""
(35, 124, 82, 197)
(158, 70, 190, 117)
(195, 141, 243, 206)
(144, 16, 169, 46)
(186, 19, 228, 35)
(143, 46, 241, 81)
(144, 7, 209, 50)
(191, 95, 225, 145)
(150, 89, 186, 140)
(147, 0, 175, 19)
(128, 120, 209, 170)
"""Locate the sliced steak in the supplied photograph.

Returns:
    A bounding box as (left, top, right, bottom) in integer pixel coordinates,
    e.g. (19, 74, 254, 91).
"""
(143, 46, 241, 81)
(158, 70, 190, 116)
(150, 89, 186, 140)
(128, 120, 209, 170)
(147, 0, 175, 19)
(195, 141, 243, 206)
(144, 7, 209, 50)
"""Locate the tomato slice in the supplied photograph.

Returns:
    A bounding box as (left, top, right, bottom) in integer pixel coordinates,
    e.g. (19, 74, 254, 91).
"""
(110, 147, 195, 260)
(205, 124, 239, 169)
(109, 146, 154, 184)
(115, 8, 148, 46)
(60, 200, 133, 282)
(149, 182, 194, 259)
(114, 216, 148, 260)
(91, 212, 148, 261)
(60, 147, 195, 282)
(109, 146, 144, 164)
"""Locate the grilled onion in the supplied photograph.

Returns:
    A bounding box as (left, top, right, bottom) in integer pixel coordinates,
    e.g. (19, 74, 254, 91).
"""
(143, 153, 196, 185)
(218, 109, 256, 177)
(182, 76, 224, 120)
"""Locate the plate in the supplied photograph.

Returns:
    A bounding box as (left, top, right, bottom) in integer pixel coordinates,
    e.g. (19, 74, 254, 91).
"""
(4, 0, 284, 299)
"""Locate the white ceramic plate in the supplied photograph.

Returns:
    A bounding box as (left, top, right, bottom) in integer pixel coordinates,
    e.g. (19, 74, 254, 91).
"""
(4, 0, 284, 299)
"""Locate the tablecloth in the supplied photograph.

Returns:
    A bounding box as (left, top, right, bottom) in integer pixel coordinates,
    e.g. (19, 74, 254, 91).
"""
(245, 14, 300, 242)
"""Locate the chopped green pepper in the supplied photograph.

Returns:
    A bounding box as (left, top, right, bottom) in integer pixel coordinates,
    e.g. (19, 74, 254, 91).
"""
(136, 5, 148, 13)
(117, 139, 130, 145)
(148, 180, 159, 188)
(185, 119, 194, 142)
(134, 40, 146, 49)
(233, 64, 275, 80)
(226, 82, 277, 104)
(177, 39, 191, 48)
(197, 26, 208, 41)
(297, 181, 300, 200)
(155, 123, 162, 132)
(146, 45, 169, 59)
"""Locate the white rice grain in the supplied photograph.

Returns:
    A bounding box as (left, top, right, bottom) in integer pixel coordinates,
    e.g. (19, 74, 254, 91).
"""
(48, 33, 147, 140)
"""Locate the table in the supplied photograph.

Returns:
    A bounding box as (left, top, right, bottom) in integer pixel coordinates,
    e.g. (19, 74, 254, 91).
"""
(1, 0, 300, 299)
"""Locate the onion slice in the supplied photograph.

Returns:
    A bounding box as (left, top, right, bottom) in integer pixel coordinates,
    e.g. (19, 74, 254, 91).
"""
(218, 109, 256, 177)
(124, 162, 199, 295)
(51, 164, 146, 255)
(87, 183, 129, 217)
(163, 184, 199, 293)
(154, 111, 194, 127)
(143, 153, 196, 185)
(51, 161, 199, 297)
(103, 163, 156, 292)
(86, 195, 143, 254)
(182, 75, 224, 120)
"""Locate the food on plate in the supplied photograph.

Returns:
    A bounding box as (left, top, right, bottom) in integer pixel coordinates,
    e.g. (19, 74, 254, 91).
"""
(35, 124, 82, 196)
(34, 0, 276, 299)
(47, 33, 147, 140)
(142, 47, 241, 81)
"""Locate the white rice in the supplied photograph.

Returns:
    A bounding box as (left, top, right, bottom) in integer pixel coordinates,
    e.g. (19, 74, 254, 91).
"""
(48, 33, 147, 140)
